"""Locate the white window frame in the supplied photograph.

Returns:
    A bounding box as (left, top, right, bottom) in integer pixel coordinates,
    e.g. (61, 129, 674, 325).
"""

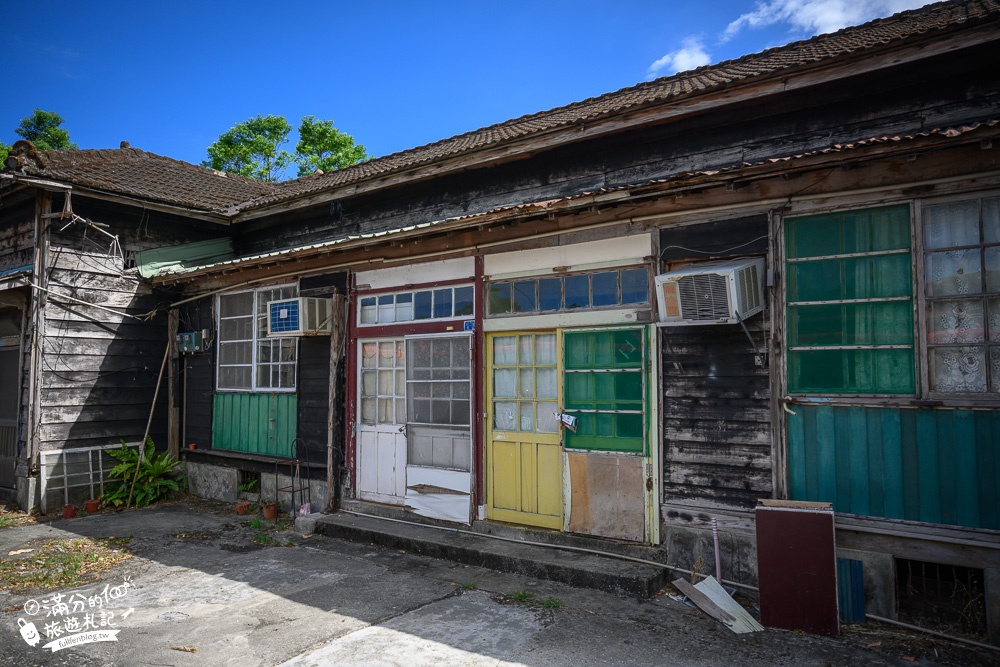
(216, 283, 299, 393)
(357, 284, 475, 327)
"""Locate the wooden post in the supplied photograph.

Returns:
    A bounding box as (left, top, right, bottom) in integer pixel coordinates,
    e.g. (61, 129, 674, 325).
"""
(326, 292, 346, 513)
(23, 189, 50, 476)
(167, 309, 180, 459)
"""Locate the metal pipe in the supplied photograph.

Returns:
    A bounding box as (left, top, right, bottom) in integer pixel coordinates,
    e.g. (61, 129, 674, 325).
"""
(866, 614, 1000, 653)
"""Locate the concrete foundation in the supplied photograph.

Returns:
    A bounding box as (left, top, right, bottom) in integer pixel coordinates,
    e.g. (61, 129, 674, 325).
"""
(662, 523, 759, 589)
(185, 460, 328, 515)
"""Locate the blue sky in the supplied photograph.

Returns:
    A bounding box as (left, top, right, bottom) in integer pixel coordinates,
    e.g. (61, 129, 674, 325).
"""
(2, 1, 930, 176)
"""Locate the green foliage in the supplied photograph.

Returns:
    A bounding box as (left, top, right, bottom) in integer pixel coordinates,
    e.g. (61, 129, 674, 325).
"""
(294, 115, 369, 177)
(204, 114, 368, 181)
(541, 597, 565, 608)
(103, 438, 181, 508)
(511, 591, 533, 604)
(14, 109, 77, 151)
(0, 141, 10, 164)
(203, 114, 293, 182)
(237, 478, 259, 494)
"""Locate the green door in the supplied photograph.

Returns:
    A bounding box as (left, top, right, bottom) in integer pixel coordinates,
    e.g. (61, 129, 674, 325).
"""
(562, 328, 646, 453)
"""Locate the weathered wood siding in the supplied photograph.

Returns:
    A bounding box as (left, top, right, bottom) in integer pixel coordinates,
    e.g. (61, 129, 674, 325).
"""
(659, 218, 772, 510)
(236, 48, 999, 255)
(0, 198, 34, 274)
(40, 249, 168, 450)
(179, 298, 215, 447)
(661, 319, 772, 509)
(297, 272, 347, 468)
(34, 194, 228, 452)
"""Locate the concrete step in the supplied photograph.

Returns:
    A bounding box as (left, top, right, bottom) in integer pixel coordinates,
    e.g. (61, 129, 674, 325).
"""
(310, 510, 668, 598)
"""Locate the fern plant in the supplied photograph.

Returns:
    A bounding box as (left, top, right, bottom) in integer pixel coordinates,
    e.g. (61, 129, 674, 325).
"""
(103, 438, 181, 507)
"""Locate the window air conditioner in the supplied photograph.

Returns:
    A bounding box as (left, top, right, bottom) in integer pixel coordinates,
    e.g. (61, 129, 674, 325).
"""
(266, 297, 333, 336)
(654, 257, 765, 325)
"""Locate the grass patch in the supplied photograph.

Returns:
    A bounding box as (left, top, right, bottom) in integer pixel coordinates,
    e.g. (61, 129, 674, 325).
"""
(0, 504, 40, 530)
(247, 516, 296, 547)
(456, 582, 477, 591)
(510, 590, 534, 604)
(506, 590, 565, 609)
(0, 537, 133, 593)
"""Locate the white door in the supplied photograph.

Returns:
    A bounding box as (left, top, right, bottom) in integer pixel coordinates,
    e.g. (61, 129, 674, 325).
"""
(404, 335, 473, 523)
(356, 339, 407, 504)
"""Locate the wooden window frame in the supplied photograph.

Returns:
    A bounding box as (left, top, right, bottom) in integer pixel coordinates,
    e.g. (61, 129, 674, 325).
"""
(485, 265, 650, 318)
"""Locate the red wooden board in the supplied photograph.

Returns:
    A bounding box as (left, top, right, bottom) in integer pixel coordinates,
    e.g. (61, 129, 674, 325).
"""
(755, 501, 839, 636)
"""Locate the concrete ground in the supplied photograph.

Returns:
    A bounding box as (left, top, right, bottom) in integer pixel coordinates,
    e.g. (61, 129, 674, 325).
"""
(0, 501, 995, 667)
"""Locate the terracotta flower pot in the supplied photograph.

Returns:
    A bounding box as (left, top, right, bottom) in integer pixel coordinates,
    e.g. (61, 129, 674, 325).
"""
(62, 504, 77, 519)
(85, 499, 100, 513)
(188, 443, 197, 451)
(236, 501, 251, 515)
(262, 503, 277, 520)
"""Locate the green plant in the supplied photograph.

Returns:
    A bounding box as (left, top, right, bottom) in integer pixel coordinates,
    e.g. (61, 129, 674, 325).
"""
(511, 591, 533, 604)
(237, 479, 259, 494)
(456, 582, 477, 591)
(249, 517, 266, 530)
(103, 438, 182, 507)
(541, 597, 565, 609)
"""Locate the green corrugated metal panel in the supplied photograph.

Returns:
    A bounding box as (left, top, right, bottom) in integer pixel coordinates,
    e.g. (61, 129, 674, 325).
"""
(787, 405, 999, 530)
(212, 392, 297, 457)
(136, 238, 234, 278)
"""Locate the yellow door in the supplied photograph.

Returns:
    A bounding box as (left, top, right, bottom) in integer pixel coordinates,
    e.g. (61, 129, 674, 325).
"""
(486, 332, 563, 529)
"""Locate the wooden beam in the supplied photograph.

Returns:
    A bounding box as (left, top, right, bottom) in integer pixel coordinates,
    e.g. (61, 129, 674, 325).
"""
(326, 292, 346, 512)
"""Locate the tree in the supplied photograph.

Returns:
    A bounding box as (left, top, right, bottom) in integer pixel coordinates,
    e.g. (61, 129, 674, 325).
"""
(0, 142, 9, 165)
(204, 114, 368, 182)
(294, 115, 369, 177)
(15, 109, 77, 151)
(203, 114, 293, 182)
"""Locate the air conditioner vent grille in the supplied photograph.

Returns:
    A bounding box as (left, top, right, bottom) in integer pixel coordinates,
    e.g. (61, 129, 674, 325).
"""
(678, 273, 730, 321)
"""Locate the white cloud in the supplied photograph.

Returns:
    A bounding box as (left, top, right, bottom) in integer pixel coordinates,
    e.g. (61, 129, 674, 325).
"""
(722, 0, 931, 42)
(647, 37, 712, 79)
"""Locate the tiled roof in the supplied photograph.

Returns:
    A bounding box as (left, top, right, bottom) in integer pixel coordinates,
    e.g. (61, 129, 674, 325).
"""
(4, 141, 277, 213)
(240, 0, 1000, 212)
(5, 0, 998, 216)
(154, 117, 1000, 282)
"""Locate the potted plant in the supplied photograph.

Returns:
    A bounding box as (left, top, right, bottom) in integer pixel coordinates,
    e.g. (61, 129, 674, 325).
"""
(84, 498, 100, 514)
(261, 499, 278, 520)
(62, 504, 77, 519)
(236, 500, 252, 515)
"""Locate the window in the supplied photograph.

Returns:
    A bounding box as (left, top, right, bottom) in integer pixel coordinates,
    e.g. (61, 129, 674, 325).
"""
(487, 267, 649, 316)
(360, 340, 406, 425)
(923, 197, 1000, 393)
(492, 334, 559, 434)
(358, 285, 474, 326)
(785, 205, 914, 394)
(218, 285, 298, 391)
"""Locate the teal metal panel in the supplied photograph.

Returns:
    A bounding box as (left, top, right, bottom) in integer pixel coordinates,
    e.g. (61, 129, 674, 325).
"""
(915, 410, 940, 524)
(212, 393, 298, 457)
(865, 409, 884, 515)
(848, 407, 868, 516)
(952, 411, 978, 528)
(880, 409, 904, 520)
(787, 405, 999, 530)
(816, 406, 836, 503)
(788, 409, 807, 500)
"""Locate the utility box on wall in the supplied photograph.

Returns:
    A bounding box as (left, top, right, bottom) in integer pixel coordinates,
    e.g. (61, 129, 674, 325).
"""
(176, 331, 204, 354)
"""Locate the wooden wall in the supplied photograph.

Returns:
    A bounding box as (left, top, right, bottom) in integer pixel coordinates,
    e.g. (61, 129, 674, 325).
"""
(179, 298, 215, 447)
(0, 198, 34, 274)
(34, 194, 228, 452)
(659, 218, 773, 510)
